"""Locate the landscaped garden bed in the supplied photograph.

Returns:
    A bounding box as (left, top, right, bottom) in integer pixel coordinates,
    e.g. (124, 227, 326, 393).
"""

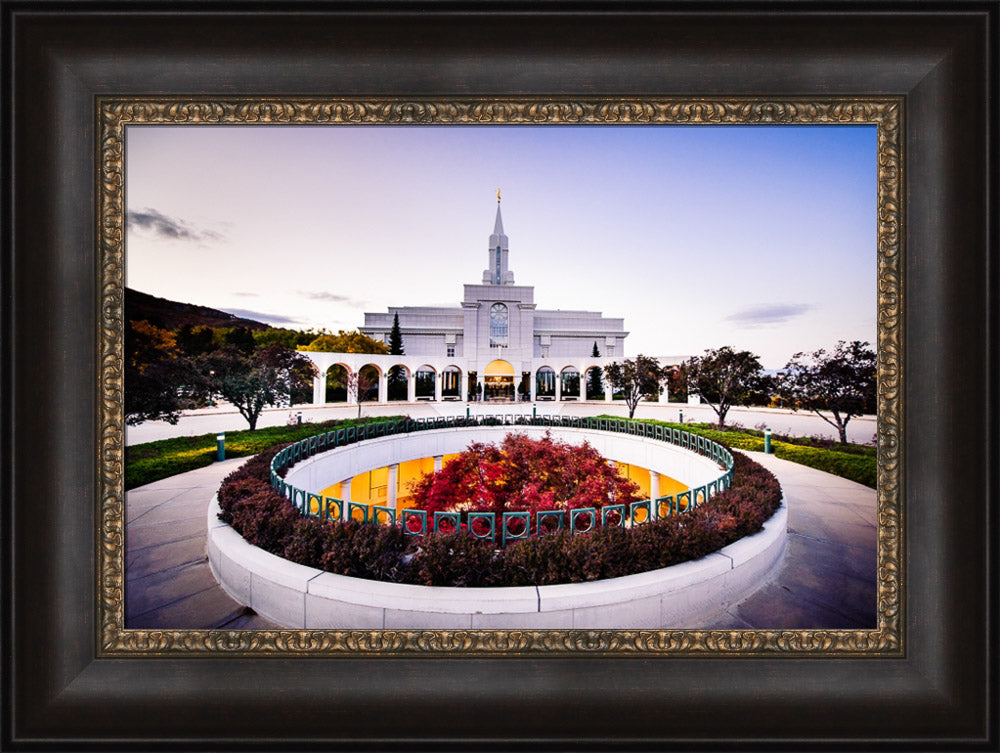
(216, 430, 782, 587)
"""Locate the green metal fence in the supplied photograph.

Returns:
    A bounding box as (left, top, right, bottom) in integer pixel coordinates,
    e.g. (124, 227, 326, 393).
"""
(268, 415, 735, 547)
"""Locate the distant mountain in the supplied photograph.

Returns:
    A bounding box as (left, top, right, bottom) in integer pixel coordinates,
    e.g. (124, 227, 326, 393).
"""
(125, 287, 269, 331)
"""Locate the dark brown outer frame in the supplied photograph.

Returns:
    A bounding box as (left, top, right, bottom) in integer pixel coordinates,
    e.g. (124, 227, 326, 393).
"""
(3, 3, 996, 751)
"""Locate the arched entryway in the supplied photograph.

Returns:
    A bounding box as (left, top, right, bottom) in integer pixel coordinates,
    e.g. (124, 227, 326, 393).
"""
(415, 366, 437, 400)
(325, 364, 350, 403)
(484, 359, 515, 402)
(386, 364, 409, 402)
(441, 365, 463, 400)
(560, 366, 581, 400)
(535, 366, 556, 400)
(357, 364, 381, 403)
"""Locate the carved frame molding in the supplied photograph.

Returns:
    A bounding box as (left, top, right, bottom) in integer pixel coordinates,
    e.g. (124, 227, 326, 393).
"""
(98, 97, 902, 656)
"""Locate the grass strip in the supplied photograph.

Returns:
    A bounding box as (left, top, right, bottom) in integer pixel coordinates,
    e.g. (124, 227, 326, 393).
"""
(125, 415, 403, 490)
(598, 416, 877, 489)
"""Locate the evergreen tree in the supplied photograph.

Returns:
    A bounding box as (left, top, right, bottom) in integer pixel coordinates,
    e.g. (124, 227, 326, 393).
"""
(588, 341, 603, 399)
(387, 313, 407, 400)
(389, 313, 404, 355)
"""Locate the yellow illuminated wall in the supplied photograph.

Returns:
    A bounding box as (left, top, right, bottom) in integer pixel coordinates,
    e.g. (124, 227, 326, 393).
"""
(613, 461, 688, 500)
(318, 455, 687, 520)
(319, 454, 460, 519)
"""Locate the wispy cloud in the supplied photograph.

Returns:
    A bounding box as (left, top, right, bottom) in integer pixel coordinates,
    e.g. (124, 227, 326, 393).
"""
(299, 290, 368, 308)
(127, 208, 224, 243)
(232, 292, 260, 298)
(220, 308, 303, 326)
(725, 303, 814, 327)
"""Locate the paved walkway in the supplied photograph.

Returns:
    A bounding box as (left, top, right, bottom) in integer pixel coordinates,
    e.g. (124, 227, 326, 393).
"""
(703, 451, 877, 629)
(125, 451, 877, 630)
(125, 459, 280, 629)
(126, 400, 877, 445)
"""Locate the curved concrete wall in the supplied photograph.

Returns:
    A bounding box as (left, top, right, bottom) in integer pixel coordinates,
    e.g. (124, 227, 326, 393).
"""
(207, 496, 786, 629)
(284, 425, 724, 495)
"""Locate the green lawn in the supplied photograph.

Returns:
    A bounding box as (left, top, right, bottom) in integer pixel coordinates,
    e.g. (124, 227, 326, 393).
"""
(597, 417, 877, 489)
(127, 412, 877, 491)
(125, 415, 403, 490)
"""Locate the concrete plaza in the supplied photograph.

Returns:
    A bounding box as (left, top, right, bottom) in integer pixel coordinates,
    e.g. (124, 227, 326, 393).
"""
(125, 448, 877, 631)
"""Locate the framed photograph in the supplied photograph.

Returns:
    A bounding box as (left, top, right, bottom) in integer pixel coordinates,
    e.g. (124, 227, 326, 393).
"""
(4, 2, 995, 750)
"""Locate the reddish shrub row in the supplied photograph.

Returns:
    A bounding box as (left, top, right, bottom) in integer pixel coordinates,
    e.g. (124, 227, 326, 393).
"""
(216, 446, 782, 588)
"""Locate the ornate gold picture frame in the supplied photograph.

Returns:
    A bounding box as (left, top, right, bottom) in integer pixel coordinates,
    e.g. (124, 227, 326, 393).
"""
(100, 97, 902, 656)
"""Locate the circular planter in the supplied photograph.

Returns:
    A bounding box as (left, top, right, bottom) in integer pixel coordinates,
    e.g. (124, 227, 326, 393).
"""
(207, 495, 786, 629)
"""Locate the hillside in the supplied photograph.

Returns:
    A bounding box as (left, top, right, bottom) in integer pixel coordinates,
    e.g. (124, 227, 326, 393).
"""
(125, 288, 268, 331)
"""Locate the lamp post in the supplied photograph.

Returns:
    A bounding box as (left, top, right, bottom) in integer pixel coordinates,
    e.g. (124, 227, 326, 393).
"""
(216, 433, 226, 461)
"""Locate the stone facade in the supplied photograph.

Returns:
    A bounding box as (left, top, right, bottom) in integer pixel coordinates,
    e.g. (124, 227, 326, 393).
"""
(302, 200, 684, 404)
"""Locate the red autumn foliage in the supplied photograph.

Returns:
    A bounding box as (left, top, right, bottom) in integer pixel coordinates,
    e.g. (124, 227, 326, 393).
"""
(406, 432, 640, 517)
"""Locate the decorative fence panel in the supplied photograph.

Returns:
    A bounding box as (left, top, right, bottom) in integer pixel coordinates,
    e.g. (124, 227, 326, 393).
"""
(268, 415, 736, 546)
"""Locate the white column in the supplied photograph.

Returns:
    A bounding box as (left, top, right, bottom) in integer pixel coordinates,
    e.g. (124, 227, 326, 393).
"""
(340, 477, 352, 521)
(555, 373, 562, 402)
(378, 373, 387, 404)
(434, 372, 443, 401)
(434, 455, 443, 472)
(530, 370, 537, 402)
(649, 470, 660, 503)
(605, 375, 613, 403)
(407, 371, 416, 402)
(313, 373, 325, 405)
(387, 464, 398, 510)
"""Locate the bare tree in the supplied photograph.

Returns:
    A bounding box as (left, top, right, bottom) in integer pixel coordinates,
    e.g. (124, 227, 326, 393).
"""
(346, 367, 379, 419)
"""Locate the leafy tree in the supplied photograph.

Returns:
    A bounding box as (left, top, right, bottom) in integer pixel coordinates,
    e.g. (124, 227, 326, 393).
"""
(202, 344, 314, 430)
(603, 354, 668, 419)
(299, 329, 389, 354)
(780, 340, 877, 443)
(125, 320, 206, 425)
(224, 326, 257, 355)
(684, 346, 764, 428)
(175, 323, 217, 357)
(253, 327, 319, 349)
(588, 342, 604, 399)
(666, 363, 688, 402)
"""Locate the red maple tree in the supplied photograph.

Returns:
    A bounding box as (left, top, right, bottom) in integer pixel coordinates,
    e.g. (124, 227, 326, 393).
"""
(407, 433, 640, 518)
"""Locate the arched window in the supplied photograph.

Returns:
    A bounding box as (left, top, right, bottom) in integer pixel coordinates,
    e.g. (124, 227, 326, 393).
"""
(489, 302, 508, 347)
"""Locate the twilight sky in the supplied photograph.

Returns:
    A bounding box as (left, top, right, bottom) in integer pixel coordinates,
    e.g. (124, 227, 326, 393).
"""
(125, 123, 876, 369)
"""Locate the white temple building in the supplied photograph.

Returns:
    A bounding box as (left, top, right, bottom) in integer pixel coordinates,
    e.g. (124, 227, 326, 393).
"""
(300, 197, 685, 405)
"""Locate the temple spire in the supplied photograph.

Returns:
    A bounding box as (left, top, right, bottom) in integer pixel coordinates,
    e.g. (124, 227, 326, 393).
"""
(484, 193, 513, 285)
(493, 202, 504, 237)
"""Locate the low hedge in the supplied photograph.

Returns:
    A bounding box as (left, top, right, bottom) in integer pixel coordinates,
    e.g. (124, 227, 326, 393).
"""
(601, 418, 877, 489)
(216, 445, 783, 588)
(125, 415, 403, 490)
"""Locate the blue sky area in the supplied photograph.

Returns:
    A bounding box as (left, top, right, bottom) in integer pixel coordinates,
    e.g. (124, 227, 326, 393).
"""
(125, 123, 877, 369)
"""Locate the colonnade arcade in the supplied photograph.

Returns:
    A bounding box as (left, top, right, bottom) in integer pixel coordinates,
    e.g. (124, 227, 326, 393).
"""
(299, 352, 657, 405)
